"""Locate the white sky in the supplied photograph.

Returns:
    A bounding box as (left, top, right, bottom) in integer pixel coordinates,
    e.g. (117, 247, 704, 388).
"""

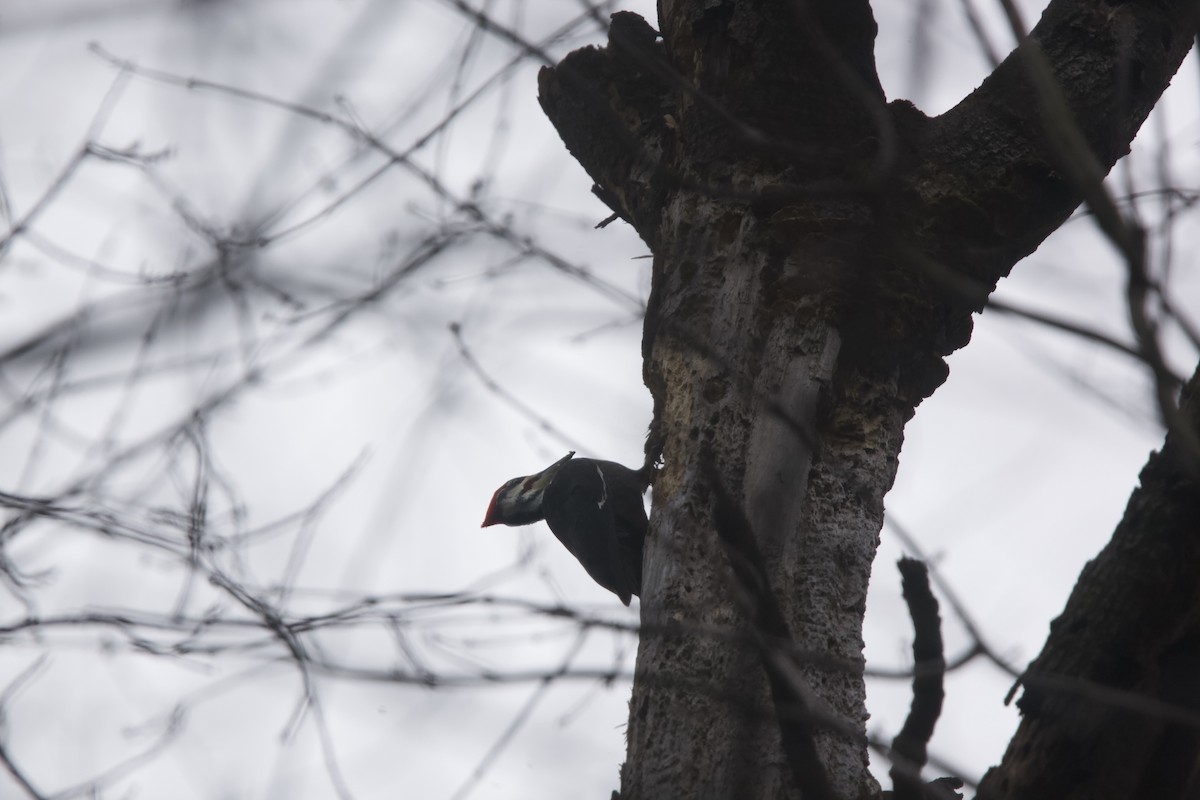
(0, 0, 1197, 798)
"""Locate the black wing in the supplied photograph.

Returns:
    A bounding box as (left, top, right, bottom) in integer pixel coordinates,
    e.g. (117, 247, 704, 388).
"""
(594, 460, 646, 596)
(542, 459, 642, 605)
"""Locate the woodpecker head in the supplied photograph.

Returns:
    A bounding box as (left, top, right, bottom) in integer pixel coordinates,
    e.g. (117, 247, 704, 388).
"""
(482, 451, 576, 528)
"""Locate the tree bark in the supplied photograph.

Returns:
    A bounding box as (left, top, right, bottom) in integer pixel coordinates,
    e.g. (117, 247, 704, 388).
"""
(538, 0, 1196, 796)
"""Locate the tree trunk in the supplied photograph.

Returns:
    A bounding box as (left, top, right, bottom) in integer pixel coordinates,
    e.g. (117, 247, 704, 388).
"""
(538, 0, 1197, 796)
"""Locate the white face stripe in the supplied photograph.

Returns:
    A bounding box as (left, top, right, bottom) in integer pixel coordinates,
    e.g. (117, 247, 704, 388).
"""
(593, 463, 608, 509)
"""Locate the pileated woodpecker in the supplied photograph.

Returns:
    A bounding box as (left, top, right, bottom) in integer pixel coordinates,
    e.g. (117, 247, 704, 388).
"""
(481, 451, 648, 605)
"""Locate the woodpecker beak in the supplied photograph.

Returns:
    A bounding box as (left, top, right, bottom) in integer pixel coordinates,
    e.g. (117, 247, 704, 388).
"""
(481, 492, 501, 528)
(481, 451, 576, 527)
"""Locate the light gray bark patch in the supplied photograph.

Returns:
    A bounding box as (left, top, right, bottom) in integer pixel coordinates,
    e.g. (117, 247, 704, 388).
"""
(744, 330, 840, 560)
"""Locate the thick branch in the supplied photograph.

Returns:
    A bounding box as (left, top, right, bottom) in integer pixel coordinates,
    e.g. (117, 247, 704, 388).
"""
(915, 0, 1195, 287)
(874, 0, 1195, 405)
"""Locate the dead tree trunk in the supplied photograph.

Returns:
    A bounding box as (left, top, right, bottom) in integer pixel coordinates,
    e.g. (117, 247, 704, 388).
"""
(538, 0, 1196, 796)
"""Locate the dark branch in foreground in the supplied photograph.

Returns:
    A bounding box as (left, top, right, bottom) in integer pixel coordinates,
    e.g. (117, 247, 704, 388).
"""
(889, 559, 957, 800)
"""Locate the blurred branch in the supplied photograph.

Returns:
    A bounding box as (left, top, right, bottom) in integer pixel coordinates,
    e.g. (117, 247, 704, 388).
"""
(0, 657, 49, 800)
(86, 44, 643, 311)
(449, 321, 589, 453)
(986, 296, 1185, 386)
(0, 69, 130, 262)
(994, 0, 1198, 467)
(703, 452, 835, 800)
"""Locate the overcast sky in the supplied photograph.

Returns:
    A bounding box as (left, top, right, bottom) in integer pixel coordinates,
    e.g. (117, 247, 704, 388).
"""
(1, 1, 1197, 798)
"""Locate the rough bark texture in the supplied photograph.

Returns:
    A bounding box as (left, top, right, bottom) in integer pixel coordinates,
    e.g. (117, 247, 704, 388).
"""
(537, 0, 1196, 796)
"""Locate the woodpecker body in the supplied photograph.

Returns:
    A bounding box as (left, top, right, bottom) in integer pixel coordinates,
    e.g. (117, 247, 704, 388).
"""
(482, 452, 647, 605)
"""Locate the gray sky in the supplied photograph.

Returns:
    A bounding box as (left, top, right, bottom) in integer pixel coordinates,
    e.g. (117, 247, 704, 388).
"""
(0, 1, 1197, 797)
